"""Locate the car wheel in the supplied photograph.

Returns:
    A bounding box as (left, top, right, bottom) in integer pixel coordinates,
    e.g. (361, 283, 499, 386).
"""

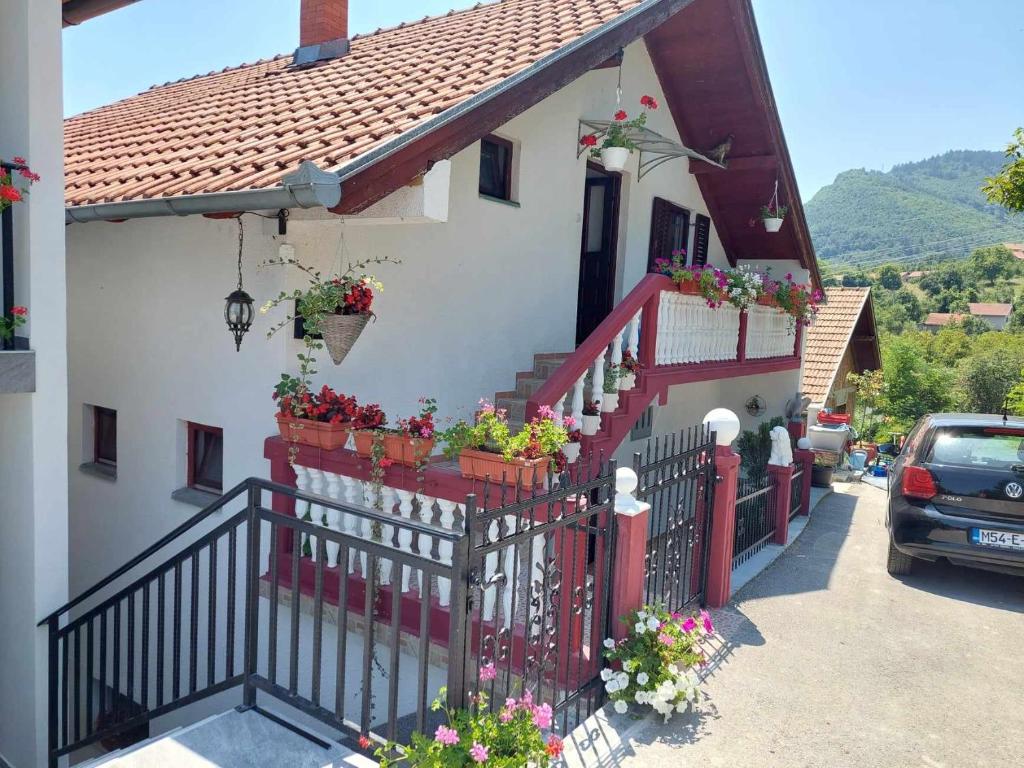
(886, 538, 913, 576)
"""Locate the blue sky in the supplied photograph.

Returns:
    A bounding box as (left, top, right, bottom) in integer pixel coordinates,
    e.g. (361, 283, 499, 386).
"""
(63, 0, 1023, 200)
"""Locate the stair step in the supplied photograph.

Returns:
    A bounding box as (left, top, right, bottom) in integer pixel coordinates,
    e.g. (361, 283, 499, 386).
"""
(495, 396, 526, 424)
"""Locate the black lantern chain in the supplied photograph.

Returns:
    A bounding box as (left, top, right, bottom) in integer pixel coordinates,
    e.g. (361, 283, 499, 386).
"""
(224, 216, 255, 351)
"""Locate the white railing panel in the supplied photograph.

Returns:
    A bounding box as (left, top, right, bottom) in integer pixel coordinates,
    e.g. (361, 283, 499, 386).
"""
(654, 291, 740, 365)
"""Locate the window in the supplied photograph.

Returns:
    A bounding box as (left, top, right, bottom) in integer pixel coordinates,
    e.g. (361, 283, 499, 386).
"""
(647, 197, 690, 271)
(94, 407, 117, 467)
(479, 135, 514, 201)
(630, 405, 655, 441)
(187, 422, 223, 493)
(692, 213, 711, 267)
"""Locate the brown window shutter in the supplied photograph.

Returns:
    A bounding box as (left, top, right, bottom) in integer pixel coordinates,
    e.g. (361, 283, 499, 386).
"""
(692, 214, 711, 266)
(647, 197, 690, 272)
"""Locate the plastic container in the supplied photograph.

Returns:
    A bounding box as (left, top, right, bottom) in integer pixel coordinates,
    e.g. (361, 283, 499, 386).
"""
(807, 424, 851, 453)
(849, 450, 868, 470)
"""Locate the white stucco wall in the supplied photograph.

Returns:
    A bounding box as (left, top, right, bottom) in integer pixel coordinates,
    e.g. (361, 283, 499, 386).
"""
(0, 1, 69, 766)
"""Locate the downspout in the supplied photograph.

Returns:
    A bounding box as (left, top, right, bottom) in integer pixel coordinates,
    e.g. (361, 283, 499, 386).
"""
(64, 161, 342, 224)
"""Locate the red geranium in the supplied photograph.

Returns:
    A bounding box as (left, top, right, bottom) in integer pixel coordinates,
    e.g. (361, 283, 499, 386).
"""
(579, 133, 598, 147)
(10, 306, 27, 316)
(640, 94, 659, 109)
(614, 110, 627, 121)
(0, 186, 22, 203)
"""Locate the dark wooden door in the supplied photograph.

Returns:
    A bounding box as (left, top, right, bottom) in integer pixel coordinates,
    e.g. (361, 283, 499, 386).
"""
(576, 168, 620, 345)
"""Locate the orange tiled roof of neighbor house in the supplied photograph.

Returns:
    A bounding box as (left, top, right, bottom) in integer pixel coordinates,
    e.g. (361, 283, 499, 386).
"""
(1004, 243, 1024, 260)
(63, 0, 644, 207)
(801, 287, 872, 404)
(923, 312, 966, 326)
(967, 303, 1012, 317)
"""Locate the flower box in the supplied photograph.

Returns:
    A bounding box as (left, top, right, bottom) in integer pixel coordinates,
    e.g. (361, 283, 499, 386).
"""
(383, 433, 435, 467)
(677, 280, 702, 296)
(458, 448, 548, 488)
(351, 429, 376, 457)
(756, 295, 778, 308)
(276, 414, 350, 451)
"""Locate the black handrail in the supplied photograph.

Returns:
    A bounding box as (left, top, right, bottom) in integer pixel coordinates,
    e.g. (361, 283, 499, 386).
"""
(37, 478, 252, 626)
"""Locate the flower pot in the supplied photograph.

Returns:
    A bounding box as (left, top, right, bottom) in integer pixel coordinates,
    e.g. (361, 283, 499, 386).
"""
(351, 429, 377, 457)
(677, 280, 702, 296)
(320, 312, 371, 365)
(276, 414, 350, 451)
(562, 441, 582, 464)
(600, 146, 630, 172)
(811, 464, 834, 488)
(581, 414, 602, 436)
(458, 448, 548, 488)
(619, 372, 636, 391)
(383, 433, 435, 467)
(756, 295, 778, 307)
(762, 217, 784, 233)
(601, 392, 619, 412)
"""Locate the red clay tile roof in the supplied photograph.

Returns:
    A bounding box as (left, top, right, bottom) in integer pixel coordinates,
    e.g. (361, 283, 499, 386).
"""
(1004, 243, 1024, 260)
(801, 287, 872, 404)
(922, 312, 965, 327)
(64, 0, 645, 207)
(968, 302, 1012, 317)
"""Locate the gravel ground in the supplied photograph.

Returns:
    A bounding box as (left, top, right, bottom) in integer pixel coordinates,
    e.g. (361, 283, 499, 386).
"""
(610, 483, 1024, 768)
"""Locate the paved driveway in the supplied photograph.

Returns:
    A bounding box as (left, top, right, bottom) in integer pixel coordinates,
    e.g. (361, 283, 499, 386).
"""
(593, 484, 1024, 768)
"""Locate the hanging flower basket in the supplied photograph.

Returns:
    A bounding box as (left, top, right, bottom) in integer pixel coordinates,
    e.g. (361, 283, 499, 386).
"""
(276, 414, 350, 451)
(760, 182, 788, 234)
(458, 448, 548, 488)
(600, 146, 630, 172)
(321, 312, 371, 365)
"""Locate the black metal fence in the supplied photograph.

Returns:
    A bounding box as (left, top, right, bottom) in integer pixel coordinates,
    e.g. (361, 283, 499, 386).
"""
(1, 161, 22, 351)
(464, 459, 618, 735)
(732, 473, 776, 568)
(789, 468, 804, 521)
(635, 425, 716, 612)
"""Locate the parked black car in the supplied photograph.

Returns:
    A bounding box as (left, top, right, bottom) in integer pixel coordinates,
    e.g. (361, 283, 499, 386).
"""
(887, 413, 1024, 576)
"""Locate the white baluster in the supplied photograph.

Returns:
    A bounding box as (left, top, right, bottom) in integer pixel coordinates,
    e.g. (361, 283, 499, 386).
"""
(501, 515, 517, 630)
(360, 481, 374, 578)
(323, 472, 342, 568)
(610, 328, 624, 371)
(395, 489, 416, 593)
(435, 500, 457, 607)
(293, 465, 311, 554)
(626, 310, 641, 361)
(592, 351, 606, 407)
(306, 468, 324, 562)
(528, 523, 546, 641)
(338, 475, 359, 573)
(379, 486, 397, 586)
(553, 395, 566, 421)
(483, 518, 500, 622)
(414, 495, 435, 595)
(570, 371, 587, 425)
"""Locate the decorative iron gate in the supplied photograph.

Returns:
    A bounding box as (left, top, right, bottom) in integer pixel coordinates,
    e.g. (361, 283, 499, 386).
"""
(460, 459, 618, 735)
(732, 474, 776, 568)
(789, 468, 804, 521)
(635, 425, 717, 612)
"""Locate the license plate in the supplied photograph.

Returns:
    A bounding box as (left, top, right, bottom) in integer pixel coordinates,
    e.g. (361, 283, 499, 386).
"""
(971, 528, 1024, 551)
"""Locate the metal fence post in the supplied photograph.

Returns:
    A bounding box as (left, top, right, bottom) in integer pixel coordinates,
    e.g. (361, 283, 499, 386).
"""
(242, 481, 262, 707)
(47, 617, 59, 768)
(446, 494, 475, 711)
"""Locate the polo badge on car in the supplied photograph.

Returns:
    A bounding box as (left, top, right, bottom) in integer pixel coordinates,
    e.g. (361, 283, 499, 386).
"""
(1004, 482, 1023, 499)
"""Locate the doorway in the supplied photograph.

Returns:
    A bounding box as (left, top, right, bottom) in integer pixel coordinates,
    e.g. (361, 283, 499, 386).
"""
(576, 164, 621, 345)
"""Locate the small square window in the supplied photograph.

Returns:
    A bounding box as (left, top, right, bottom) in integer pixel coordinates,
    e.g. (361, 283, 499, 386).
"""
(187, 422, 223, 493)
(94, 407, 117, 467)
(630, 405, 655, 441)
(479, 135, 514, 201)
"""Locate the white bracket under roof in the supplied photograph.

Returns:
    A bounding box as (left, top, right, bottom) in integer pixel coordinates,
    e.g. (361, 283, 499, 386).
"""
(577, 119, 726, 179)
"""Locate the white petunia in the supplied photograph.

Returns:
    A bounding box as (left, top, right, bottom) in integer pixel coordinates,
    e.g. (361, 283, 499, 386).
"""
(614, 700, 628, 714)
(676, 701, 689, 713)
(646, 616, 660, 631)
(634, 622, 646, 635)
(603, 638, 615, 649)
(636, 672, 649, 686)
(667, 663, 680, 676)
(600, 669, 613, 681)
(616, 672, 630, 687)
(637, 610, 648, 620)
(634, 690, 647, 704)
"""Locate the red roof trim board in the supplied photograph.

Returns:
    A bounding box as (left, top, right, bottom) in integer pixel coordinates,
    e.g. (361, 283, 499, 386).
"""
(64, 0, 819, 284)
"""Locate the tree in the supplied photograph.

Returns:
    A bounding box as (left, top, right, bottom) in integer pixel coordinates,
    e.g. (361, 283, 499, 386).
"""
(933, 288, 971, 314)
(957, 348, 1024, 413)
(841, 272, 871, 287)
(892, 288, 923, 322)
(876, 264, 902, 290)
(918, 263, 964, 296)
(966, 244, 1015, 285)
(950, 315, 992, 336)
(983, 127, 1024, 213)
(847, 369, 884, 441)
(929, 327, 972, 367)
(880, 337, 953, 427)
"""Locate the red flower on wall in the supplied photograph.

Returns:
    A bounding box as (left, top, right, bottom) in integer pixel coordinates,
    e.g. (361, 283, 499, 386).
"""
(579, 134, 598, 147)
(614, 110, 627, 121)
(11, 306, 27, 316)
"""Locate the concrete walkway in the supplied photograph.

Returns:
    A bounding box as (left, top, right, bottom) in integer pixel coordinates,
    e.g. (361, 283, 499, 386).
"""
(565, 484, 1024, 768)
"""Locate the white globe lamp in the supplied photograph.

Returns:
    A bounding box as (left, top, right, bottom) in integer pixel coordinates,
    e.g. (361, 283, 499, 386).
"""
(703, 408, 741, 448)
(797, 437, 812, 450)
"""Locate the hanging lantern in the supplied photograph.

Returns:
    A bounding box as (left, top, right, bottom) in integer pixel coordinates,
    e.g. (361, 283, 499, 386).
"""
(225, 217, 254, 351)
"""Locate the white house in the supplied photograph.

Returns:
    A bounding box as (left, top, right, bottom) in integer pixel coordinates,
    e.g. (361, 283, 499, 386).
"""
(3, 0, 822, 765)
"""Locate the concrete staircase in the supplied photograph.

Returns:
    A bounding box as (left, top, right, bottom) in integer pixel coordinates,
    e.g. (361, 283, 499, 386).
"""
(75, 708, 374, 768)
(494, 352, 574, 431)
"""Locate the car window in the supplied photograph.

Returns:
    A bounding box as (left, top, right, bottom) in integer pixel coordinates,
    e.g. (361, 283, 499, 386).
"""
(901, 418, 929, 458)
(926, 427, 1024, 469)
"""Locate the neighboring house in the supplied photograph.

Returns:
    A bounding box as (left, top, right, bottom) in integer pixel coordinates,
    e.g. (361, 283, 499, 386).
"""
(801, 287, 880, 418)
(922, 304, 1012, 331)
(967, 302, 1012, 330)
(5, 0, 823, 765)
(1005, 243, 1024, 261)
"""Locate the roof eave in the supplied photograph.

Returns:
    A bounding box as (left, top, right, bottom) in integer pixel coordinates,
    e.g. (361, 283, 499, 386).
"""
(62, 0, 142, 26)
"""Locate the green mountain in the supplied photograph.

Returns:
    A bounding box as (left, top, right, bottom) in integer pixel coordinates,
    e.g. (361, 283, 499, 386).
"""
(805, 150, 1024, 268)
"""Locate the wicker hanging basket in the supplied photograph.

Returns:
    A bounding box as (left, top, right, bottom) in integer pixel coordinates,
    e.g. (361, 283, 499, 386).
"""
(320, 312, 371, 365)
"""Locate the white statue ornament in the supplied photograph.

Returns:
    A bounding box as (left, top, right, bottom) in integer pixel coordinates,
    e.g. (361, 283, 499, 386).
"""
(768, 425, 794, 467)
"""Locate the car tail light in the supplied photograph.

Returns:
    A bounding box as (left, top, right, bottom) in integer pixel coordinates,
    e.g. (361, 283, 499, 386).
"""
(902, 465, 937, 500)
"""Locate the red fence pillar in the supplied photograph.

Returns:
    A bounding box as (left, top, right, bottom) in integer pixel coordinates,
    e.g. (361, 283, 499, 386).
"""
(610, 469, 650, 641)
(705, 446, 741, 608)
(794, 448, 814, 516)
(768, 463, 795, 546)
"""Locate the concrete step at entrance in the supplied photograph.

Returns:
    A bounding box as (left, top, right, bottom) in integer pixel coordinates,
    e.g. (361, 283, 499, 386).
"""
(80, 708, 373, 768)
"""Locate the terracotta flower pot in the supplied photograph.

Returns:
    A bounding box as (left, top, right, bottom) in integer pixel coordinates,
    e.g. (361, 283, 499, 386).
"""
(276, 414, 350, 451)
(458, 448, 548, 488)
(351, 429, 377, 457)
(678, 280, 702, 296)
(757, 295, 778, 308)
(383, 433, 435, 467)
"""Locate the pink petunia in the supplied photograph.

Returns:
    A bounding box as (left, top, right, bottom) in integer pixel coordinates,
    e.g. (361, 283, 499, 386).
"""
(479, 663, 497, 681)
(700, 609, 714, 634)
(469, 743, 489, 763)
(532, 702, 553, 729)
(658, 632, 675, 646)
(682, 616, 697, 633)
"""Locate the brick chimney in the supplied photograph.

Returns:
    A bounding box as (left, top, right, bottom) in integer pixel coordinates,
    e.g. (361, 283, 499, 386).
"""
(295, 0, 350, 65)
